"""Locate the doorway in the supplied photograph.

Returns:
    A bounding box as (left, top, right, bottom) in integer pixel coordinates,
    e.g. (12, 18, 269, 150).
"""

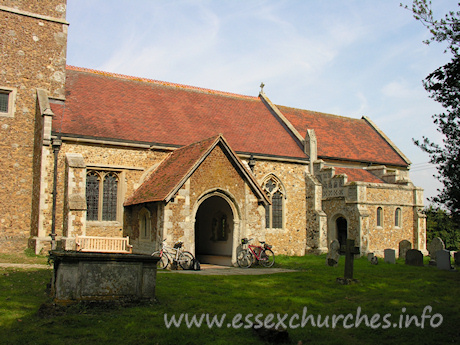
(195, 195, 234, 265)
(336, 217, 348, 248)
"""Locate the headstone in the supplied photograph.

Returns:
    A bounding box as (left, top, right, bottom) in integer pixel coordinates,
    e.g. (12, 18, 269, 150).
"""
(384, 249, 396, 264)
(405, 249, 424, 266)
(455, 252, 460, 266)
(428, 237, 445, 264)
(336, 239, 360, 285)
(326, 239, 340, 267)
(367, 253, 375, 262)
(398, 240, 412, 260)
(436, 250, 452, 271)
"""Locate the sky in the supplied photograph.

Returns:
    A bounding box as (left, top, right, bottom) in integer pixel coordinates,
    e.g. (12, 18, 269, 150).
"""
(65, 0, 457, 205)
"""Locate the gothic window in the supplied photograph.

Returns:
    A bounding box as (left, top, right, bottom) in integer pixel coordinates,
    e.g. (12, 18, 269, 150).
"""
(86, 170, 119, 222)
(377, 207, 383, 227)
(395, 208, 402, 228)
(263, 176, 285, 229)
(86, 172, 99, 221)
(102, 173, 118, 221)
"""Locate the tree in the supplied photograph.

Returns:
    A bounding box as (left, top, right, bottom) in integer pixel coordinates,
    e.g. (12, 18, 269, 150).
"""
(424, 206, 460, 250)
(403, 1, 460, 222)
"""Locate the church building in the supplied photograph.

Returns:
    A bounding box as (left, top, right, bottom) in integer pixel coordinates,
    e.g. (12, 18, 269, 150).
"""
(0, 1, 426, 264)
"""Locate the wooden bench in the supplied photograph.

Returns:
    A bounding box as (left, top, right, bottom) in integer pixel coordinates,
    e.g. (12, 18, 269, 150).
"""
(75, 235, 133, 254)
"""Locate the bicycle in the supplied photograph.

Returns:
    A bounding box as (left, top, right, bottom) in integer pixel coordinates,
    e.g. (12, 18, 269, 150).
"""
(152, 239, 194, 270)
(237, 238, 275, 268)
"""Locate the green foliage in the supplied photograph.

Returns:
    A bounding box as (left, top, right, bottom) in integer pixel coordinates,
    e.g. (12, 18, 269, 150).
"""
(403, 1, 460, 222)
(424, 205, 460, 250)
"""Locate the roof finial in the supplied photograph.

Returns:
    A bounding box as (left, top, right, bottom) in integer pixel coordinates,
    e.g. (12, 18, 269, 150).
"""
(260, 82, 265, 94)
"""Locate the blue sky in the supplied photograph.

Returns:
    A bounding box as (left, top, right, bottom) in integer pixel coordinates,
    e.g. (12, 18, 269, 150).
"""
(65, 0, 457, 205)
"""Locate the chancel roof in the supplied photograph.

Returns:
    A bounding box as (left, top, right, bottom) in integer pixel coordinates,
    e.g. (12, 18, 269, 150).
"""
(277, 105, 410, 167)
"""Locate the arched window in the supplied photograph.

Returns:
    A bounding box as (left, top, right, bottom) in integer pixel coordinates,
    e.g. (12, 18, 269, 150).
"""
(263, 176, 285, 229)
(139, 208, 151, 239)
(377, 207, 383, 227)
(86, 172, 100, 221)
(102, 173, 118, 221)
(86, 170, 119, 221)
(395, 208, 402, 228)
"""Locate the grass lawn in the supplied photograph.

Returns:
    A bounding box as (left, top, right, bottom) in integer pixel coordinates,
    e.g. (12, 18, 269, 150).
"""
(0, 254, 458, 344)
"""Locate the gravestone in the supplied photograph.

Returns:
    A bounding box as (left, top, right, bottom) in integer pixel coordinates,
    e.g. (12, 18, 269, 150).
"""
(405, 249, 424, 266)
(398, 240, 412, 260)
(384, 249, 396, 264)
(326, 239, 340, 267)
(428, 237, 445, 264)
(367, 253, 375, 262)
(455, 252, 460, 266)
(336, 239, 360, 285)
(436, 250, 452, 271)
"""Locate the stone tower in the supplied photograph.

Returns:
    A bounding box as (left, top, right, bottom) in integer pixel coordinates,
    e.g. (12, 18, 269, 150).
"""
(0, 1, 68, 252)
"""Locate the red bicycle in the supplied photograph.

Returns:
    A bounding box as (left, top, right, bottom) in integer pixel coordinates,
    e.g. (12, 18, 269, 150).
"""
(237, 238, 275, 268)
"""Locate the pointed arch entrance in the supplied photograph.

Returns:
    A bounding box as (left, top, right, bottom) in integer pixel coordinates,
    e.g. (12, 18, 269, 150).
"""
(336, 217, 348, 247)
(194, 192, 238, 265)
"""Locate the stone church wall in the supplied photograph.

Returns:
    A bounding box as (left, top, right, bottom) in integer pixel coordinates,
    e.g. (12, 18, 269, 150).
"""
(36, 141, 169, 251)
(0, 2, 67, 253)
(365, 184, 423, 255)
(250, 159, 309, 256)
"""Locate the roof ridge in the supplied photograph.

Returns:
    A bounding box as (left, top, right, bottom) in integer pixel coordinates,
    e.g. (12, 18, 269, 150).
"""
(276, 104, 363, 121)
(66, 65, 258, 100)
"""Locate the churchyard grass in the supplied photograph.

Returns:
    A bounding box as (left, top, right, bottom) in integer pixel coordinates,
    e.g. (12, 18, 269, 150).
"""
(0, 254, 458, 344)
(0, 248, 48, 265)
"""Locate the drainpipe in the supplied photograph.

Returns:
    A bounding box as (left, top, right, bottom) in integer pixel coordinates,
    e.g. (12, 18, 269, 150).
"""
(50, 137, 62, 251)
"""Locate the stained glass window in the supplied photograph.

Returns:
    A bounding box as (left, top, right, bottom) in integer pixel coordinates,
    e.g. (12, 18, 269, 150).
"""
(86, 171, 119, 221)
(102, 173, 118, 221)
(263, 177, 284, 229)
(271, 191, 283, 228)
(86, 172, 99, 221)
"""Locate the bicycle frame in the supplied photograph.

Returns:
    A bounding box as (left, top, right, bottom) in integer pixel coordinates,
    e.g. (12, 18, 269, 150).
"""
(247, 244, 264, 261)
(158, 240, 188, 264)
(240, 238, 273, 265)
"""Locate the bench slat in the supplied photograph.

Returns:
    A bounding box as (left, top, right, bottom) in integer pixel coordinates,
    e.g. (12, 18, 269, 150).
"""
(76, 235, 133, 254)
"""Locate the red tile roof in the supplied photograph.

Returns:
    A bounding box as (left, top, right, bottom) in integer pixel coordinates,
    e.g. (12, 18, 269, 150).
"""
(277, 105, 409, 167)
(124, 135, 270, 206)
(51, 66, 306, 160)
(334, 167, 385, 184)
(124, 136, 217, 205)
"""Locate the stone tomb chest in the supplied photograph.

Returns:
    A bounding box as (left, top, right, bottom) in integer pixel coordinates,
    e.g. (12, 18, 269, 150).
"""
(50, 251, 159, 304)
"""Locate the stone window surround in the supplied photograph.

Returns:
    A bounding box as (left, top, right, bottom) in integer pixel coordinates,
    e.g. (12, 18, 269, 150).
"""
(262, 174, 286, 229)
(85, 169, 124, 225)
(394, 207, 402, 228)
(0, 86, 17, 118)
(376, 207, 383, 228)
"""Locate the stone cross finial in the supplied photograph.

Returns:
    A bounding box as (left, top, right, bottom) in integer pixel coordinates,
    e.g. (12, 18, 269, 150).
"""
(260, 82, 265, 94)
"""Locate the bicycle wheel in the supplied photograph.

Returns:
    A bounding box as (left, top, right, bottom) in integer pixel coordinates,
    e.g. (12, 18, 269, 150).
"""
(237, 249, 253, 268)
(152, 251, 169, 269)
(179, 251, 194, 270)
(259, 249, 275, 268)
